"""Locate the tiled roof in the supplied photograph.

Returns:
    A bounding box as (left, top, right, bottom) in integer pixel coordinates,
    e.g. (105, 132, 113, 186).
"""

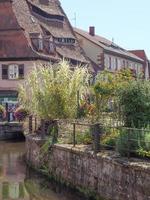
(129, 50, 148, 61)
(74, 28, 144, 63)
(0, 0, 88, 64)
(12, 0, 42, 35)
(0, 30, 37, 59)
(0, 1, 20, 30)
(0, 1, 38, 59)
(28, 0, 89, 64)
(33, 13, 75, 38)
(27, 0, 63, 16)
(56, 44, 88, 63)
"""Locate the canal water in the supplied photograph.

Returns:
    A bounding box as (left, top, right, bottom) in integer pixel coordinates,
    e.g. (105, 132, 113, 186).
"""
(0, 141, 87, 200)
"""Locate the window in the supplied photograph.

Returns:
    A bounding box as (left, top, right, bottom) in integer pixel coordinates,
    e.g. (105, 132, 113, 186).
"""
(9, 64, 19, 79)
(31, 4, 64, 22)
(55, 37, 75, 44)
(2, 64, 24, 80)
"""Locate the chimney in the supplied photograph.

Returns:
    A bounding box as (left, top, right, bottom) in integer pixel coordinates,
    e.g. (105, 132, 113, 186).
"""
(89, 26, 95, 36)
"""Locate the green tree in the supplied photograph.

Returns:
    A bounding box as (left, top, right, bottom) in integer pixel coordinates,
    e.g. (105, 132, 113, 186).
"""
(93, 69, 133, 121)
(118, 80, 150, 128)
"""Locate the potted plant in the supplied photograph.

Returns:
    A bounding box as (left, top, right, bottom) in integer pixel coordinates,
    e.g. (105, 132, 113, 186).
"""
(14, 106, 29, 122)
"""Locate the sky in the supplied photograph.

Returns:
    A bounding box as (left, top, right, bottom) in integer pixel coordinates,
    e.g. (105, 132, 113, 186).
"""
(60, 0, 150, 58)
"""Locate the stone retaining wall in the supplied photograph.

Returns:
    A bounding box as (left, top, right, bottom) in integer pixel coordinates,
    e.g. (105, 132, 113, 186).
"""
(26, 135, 150, 200)
(0, 122, 24, 140)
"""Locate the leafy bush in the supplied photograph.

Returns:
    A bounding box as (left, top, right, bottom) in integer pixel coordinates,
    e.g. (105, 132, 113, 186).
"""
(144, 132, 150, 150)
(116, 128, 141, 156)
(76, 131, 93, 145)
(118, 80, 150, 128)
(14, 107, 29, 121)
(137, 130, 150, 158)
(116, 128, 150, 157)
(101, 128, 120, 148)
(137, 148, 150, 158)
(93, 69, 133, 121)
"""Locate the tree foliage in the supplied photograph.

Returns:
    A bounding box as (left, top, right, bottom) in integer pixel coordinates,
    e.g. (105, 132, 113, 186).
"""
(93, 69, 133, 120)
(118, 80, 150, 128)
(18, 60, 90, 120)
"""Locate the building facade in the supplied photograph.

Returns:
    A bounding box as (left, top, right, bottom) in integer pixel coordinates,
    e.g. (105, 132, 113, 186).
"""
(129, 50, 150, 79)
(0, 0, 89, 106)
(74, 27, 144, 76)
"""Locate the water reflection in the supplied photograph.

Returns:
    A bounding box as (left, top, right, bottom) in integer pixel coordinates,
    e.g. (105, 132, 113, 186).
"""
(0, 141, 85, 200)
(0, 142, 27, 199)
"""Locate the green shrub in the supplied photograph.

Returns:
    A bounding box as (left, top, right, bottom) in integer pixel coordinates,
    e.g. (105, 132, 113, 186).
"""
(143, 132, 150, 151)
(137, 148, 150, 158)
(116, 128, 141, 156)
(118, 80, 150, 128)
(137, 130, 150, 158)
(76, 131, 92, 145)
(101, 128, 120, 148)
(116, 128, 150, 157)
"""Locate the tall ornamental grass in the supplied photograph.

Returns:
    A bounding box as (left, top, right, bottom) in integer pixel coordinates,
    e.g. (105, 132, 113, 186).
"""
(18, 60, 90, 120)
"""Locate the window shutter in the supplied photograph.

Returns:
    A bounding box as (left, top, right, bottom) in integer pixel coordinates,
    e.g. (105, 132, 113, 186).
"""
(2, 65, 8, 79)
(19, 64, 24, 79)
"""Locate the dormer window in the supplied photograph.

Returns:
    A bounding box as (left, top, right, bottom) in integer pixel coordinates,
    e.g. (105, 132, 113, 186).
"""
(31, 4, 64, 22)
(55, 37, 75, 44)
(30, 33, 44, 52)
(49, 37, 55, 54)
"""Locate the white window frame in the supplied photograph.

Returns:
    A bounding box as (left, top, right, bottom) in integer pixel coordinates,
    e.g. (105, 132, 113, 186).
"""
(8, 64, 19, 80)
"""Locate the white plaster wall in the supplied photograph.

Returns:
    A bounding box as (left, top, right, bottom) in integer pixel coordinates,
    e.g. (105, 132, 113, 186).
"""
(104, 54, 143, 75)
(75, 34, 103, 65)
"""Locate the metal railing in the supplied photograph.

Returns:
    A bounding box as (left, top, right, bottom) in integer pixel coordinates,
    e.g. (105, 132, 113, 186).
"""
(27, 117, 150, 159)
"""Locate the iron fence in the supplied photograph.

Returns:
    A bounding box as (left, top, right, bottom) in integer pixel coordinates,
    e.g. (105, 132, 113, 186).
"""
(27, 117, 150, 159)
